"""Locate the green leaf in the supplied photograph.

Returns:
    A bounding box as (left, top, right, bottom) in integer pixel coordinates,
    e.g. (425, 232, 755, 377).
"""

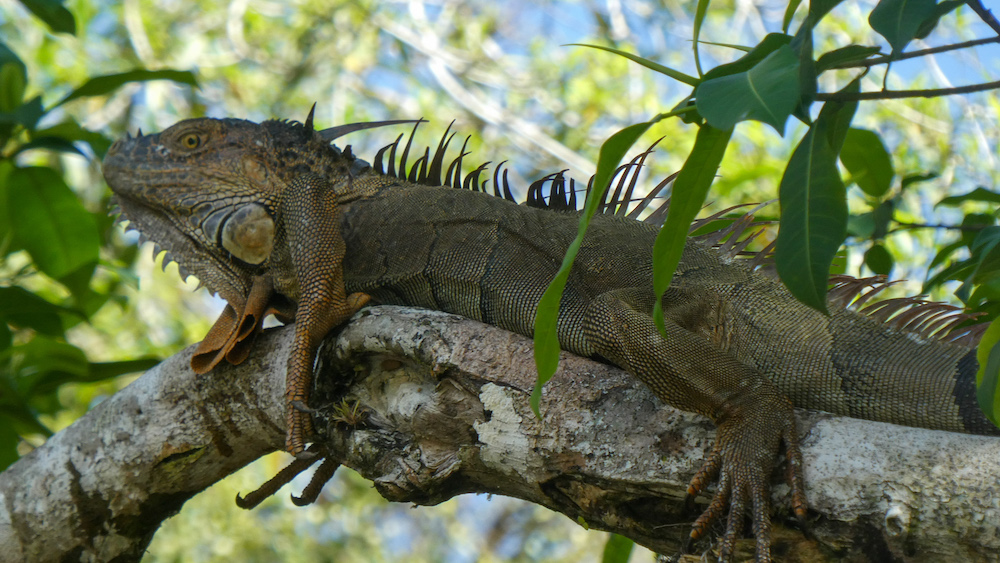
(868, 0, 937, 55)
(532, 121, 655, 417)
(830, 246, 849, 276)
(864, 243, 893, 275)
(0, 63, 26, 113)
(823, 77, 860, 153)
(0, 44, 27, 144)
(809, 0, 848, 22)
(815, 45, 882, 73)
(782, 0, 805, 32)
(0, 287, 67, 336)
(32, 358, 156, 396)
(775, 107, 851, 313)
(840, 128, 894, 198)
(28, 119, 113, 158)
(652, 124, 732, 333)
(901, 171, 937, 190)
(55, 69, 198, 107)
(792, 27, 817, 118)
(871, 200, 893, 240)
(974, 248, 1000, 285)
(695, 45, 800, 134)
(923, 258, 975, 295)
(0, 374, 51, 436)
(58, 261, 103, 318)
(19, 0, 76, 35)
(0, 96, 45, 130)
(692, 0, 710, 75)
(0, 323, 10, 353)
(928, 239, 965, 270)
(847, 212, 874, 238)
(14, 137, 86, 157)
(570, 44, 698, 86)
(937, 187, 1000, 207)
(914, 0, 963, 40)
(701, 34, 793, 82)
(976, 319, 1000, 428)
(0, 413, 20, 471)
(0, 42, 27, 78)
(961, 214, 997, 248)
(8, 166, 99, 278)
(602, 534, 635, 563)
(0, 160, 10, 243)
(971, 227, 1000, 285)
(4, 336, 88, 396)
(38, 120, 113, 150)
(966, 281, 1000, 314)
(693, 40, 752, 53)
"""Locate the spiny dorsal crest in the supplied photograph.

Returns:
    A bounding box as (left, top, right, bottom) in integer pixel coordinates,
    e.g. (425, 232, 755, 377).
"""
(361, 118, 987, 348)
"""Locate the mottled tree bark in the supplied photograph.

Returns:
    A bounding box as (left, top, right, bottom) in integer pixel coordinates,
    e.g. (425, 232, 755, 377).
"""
(1, 306, 997, 562)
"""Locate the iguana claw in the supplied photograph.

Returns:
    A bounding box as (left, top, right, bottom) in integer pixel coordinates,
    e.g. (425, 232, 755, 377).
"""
(687, 393, 805, 562)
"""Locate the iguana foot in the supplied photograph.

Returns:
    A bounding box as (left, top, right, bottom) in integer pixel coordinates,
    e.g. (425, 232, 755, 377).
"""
(283, 291, 373, 456)
(687, 392, 805, 562)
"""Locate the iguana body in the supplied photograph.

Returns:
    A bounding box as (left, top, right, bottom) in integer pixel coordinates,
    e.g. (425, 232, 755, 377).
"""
(101, 115, 998, 562)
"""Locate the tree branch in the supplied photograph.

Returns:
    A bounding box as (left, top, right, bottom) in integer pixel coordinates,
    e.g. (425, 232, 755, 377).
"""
(967, 0, 1000, 37)
(833, 36, 1000, 69)
(1, 306, 998, 561)
(816, 79, 1000, 101)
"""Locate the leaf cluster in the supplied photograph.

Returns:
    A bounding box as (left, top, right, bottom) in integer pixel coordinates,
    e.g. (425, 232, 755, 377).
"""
(533, 0, 1000, 429)
(0, 3, 195, 470)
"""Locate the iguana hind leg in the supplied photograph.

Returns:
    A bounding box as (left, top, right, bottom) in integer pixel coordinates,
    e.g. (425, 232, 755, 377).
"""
(583, 289, 806, 562)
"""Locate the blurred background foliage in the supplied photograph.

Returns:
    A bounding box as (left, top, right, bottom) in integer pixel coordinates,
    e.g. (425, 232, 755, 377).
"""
(0, 0, 998, 561)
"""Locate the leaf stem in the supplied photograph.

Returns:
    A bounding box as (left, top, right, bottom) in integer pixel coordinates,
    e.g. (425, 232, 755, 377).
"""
(892, 221, 989, 231)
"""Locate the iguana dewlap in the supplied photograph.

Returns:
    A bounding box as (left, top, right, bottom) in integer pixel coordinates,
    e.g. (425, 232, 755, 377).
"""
(102, 114, 998, 563)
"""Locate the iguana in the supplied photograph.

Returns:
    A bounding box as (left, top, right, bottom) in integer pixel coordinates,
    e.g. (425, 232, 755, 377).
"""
(101, 111, 999, 562)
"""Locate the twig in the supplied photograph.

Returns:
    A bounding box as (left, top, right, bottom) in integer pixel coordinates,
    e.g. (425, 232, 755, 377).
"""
(967, 0, 1000, 37)
(893, 221, 988, 232)
(834, 36, 1000, 69)
(816, 79, 1000, 101)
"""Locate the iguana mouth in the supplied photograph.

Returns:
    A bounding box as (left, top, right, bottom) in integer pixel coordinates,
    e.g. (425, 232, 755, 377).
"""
(109, 194, 251, 300)
(109, 195, 194, 280)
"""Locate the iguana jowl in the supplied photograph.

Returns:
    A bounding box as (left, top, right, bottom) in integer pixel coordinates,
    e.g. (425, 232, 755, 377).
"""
(101, 113, 999, 562)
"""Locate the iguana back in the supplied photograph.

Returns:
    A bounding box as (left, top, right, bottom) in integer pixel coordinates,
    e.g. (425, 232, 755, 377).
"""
(334, 180, 993, 434)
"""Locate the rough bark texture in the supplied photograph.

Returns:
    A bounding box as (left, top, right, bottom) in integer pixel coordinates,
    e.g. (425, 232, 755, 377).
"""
(1, 306, 997, 562)
(0, 328, 290, 562)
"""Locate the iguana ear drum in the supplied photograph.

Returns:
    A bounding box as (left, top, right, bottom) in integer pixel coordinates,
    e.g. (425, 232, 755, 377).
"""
(221, 204, 275, 265)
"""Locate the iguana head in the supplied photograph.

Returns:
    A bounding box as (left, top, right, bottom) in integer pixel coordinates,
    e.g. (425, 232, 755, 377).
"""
(102, 116, 341, 306)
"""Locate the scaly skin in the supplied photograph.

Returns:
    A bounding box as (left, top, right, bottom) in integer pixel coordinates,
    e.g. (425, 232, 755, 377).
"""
(102, 116, 998, 562)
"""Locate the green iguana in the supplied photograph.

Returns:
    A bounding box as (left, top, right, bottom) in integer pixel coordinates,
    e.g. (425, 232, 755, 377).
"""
(101, 111, 999, 563)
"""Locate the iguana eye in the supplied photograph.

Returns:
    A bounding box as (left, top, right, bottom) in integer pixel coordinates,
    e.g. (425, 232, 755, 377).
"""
(181, 133, 202, 149)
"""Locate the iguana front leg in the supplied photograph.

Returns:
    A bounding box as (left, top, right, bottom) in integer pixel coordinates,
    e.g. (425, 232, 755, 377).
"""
(583, 289, 806, 562)
(281, 173, 370, 455)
